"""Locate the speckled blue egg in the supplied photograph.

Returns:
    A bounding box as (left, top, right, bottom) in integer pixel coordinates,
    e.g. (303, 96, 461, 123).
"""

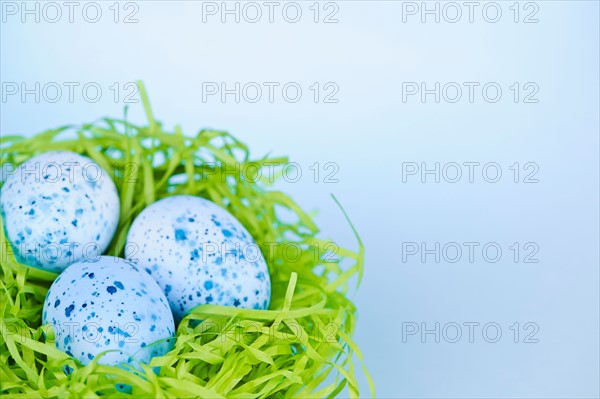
(0, 151, 120, 272)
(42, 256, 175, 368)
(125, 195, 271, 322)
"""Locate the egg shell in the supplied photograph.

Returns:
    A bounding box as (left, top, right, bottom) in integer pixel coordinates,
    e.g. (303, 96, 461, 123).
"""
(125, 195, 271, 322)
(42, 256, 175, 368)
(0, 151, 120, 272)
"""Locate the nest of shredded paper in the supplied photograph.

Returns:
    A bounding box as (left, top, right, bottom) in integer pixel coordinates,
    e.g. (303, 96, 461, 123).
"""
(0, 83, 373, 398)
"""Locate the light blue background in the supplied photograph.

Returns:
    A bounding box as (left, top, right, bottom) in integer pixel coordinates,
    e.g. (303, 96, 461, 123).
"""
(2, 1, 599, 397)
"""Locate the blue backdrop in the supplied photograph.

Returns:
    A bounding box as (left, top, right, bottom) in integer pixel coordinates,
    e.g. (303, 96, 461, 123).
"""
(2, 1, 599, 397)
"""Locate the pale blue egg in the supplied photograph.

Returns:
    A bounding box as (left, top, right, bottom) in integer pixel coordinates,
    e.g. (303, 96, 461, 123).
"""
(125, 195, 271, 322)
(0, 151, 120, 272)
(42, 256, 175, 368)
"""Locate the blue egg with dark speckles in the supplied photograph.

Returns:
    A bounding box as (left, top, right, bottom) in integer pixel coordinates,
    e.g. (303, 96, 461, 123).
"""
(125, 195, 271, 322)
(42, 256, 175, 367)
(0, 151, 120, 272)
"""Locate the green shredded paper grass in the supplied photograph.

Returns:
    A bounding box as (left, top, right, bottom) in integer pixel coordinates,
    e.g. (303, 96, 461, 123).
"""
(0, 83, 374, 398)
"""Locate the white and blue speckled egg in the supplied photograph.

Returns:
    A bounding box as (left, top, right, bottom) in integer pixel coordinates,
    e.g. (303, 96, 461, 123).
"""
(42, 256, 175, 368)
(0, 151, 120, 273)
(125, 195, 271, 322)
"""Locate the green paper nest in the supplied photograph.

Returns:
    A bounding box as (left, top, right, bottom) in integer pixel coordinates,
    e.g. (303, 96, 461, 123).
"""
(0, 83, 374, 398)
